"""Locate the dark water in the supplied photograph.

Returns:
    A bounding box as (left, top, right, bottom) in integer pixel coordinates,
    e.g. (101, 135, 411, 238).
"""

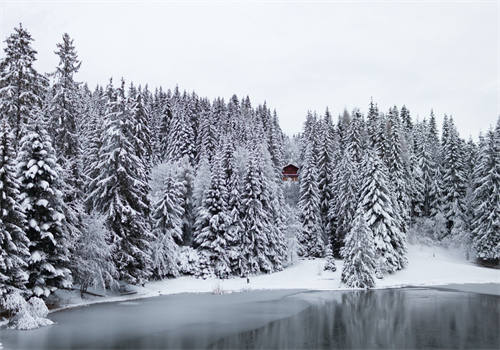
(1, 287, 499, 349)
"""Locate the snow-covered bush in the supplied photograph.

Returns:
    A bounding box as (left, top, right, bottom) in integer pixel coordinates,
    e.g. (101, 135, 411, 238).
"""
(324, 244, 337, 272)
(408, 214, 448, 246)
(196, 252, 214, 279)
(27, 297, 49, 318)
(176, 246, 201, 275)
(4, 293, 53, 330)
(443, 217, 473, 258)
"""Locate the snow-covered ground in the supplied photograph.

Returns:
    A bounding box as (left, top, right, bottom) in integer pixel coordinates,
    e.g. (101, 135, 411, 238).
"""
(50, 243, 499, 313)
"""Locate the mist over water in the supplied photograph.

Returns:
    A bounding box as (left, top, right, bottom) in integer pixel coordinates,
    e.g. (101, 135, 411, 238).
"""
(2, 287, 499, 349)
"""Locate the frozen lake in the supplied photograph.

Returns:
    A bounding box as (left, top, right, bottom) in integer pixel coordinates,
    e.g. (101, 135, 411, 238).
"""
(2, 285, 499, 349)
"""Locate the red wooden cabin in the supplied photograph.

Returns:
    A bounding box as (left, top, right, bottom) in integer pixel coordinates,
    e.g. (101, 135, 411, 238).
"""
(282, 164, 299, 181)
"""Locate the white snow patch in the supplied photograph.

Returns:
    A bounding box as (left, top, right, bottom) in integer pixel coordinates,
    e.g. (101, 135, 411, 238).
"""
(48, 244, 499, 313)
(4, 295, 53, 330)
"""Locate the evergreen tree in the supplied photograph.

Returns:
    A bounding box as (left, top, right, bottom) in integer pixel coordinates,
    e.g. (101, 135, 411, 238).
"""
(129, 86, 152, 174)
(297, 143, 324, 258)
(87, 81, 153, 285)
(166, 107, 196, 164)
(0, 24, 45, 142)
(17, 116, 72, 297)
(239, 151, 275, 275)
(366, 100, 379, 149)
(415, 120, 438, 217)
(330, 148, 359, 258)
(441, 117, 467, 234)
(220, 139, 244, 274)
(471, 119, 500, 262)
(400, 105, 413, 134)
(176, 156, 195, 245)
(343, 109, 365, 165)
(49, 33, 83, 191)
(323, 244, 337, 272)
(358, 149, 407, 276)
(49, 33, 85, 271)
(193, 152, 232, 278)
(341, 206, 376, 288)
(317, 109, 336, 242)
(0, 121, 29, 301)
(427, 109, 441, 164)
(151, 175, 183, 278)
(196, 103, 218, 164)
(385, 107, 410, 228)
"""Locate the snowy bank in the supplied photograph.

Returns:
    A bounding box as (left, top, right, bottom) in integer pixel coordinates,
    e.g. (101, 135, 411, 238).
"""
(49, 243, 499, 313)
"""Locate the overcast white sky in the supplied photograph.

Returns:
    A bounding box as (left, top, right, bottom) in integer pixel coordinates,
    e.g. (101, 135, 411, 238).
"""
(1, 0, 498, 137)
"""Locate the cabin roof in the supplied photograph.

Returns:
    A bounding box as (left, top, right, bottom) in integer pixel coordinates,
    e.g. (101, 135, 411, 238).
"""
(283, 163, 299, 170)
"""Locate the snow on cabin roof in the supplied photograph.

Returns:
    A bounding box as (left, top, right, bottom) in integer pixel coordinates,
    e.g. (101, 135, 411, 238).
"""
(283, 163, 299, 170)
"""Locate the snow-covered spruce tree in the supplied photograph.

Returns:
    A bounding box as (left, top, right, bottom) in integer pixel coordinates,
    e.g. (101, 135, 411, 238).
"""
(152, 89, 172, 163)
(341, 206, 376, 288)
(358, 149, 407, 276)
(0, 24, 45, 142)
(462, 137, 478, 241)
(297, 142, 324, 258)
(166, 106, 196, 164)
(196, 103, 219, 164)
(330, 148, 359, 258)
(299, 111, 318, 164)
(239, 150, 274, 275)
(151, 174, 184, 279)
(409, 151, 425, 220)
(471, 118, 500, 262)
(344, 109, 366, 165)
(317, 109, 336, 242)
(0, 121, 30, 302)
(366, 100, 380, 149)
(49, 33, 85, 273)
(129, 85, 152, 175)
(385, 107, 410, 228)
(72, 214, 118, 293)
(400, 105, 413, 138)
(323, 243, 337, 272)
(49, 33, 83, 192)
(175, 156, 195, 245)
(268, 110, 285, 170)
(82, 87, 107, 213)
(193, 151, 232, 279)
(87, 80, 153, 285)
(261, 144, 287, 271)
(220, 139, 244, 274)
(415, 119, 438, 217)
(17, 115, 72, 297)
(440, 117, 467, 235)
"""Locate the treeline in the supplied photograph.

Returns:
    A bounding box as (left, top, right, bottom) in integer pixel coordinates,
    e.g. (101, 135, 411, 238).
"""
(0, 24, 290, 314)
(297, 104, 499, 287)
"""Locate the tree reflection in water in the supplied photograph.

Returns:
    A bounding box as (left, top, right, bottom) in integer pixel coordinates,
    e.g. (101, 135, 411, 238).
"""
(212, 288, 500, 349)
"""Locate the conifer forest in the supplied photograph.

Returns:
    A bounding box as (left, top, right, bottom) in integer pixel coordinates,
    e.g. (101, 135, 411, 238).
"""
(0, 20, 498, 339)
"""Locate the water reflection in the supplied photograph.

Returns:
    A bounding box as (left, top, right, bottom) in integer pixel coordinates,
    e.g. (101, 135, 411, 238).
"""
(212, 289, 500, 349)
(2, 288, 499, 349)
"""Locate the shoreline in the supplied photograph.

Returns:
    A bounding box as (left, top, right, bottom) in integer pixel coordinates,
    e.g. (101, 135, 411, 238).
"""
(47, 281, 500, 316)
